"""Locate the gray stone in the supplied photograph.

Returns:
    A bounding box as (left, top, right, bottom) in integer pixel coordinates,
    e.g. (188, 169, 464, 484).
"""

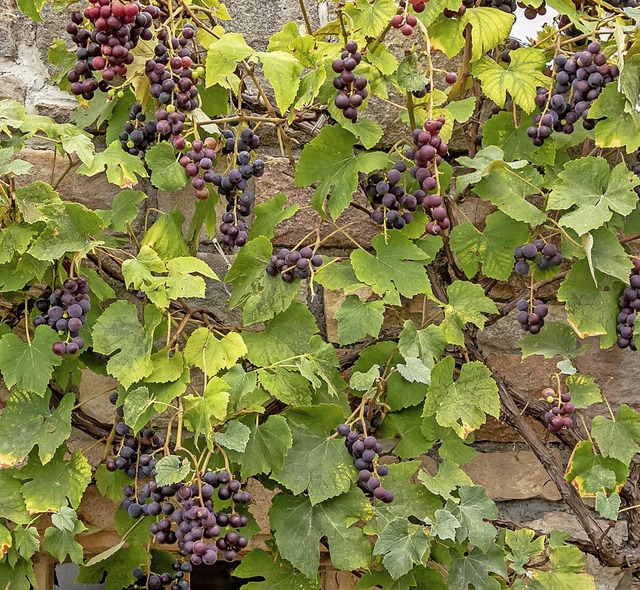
(0, 74, 26, 102)
(0, 0, 18, 58)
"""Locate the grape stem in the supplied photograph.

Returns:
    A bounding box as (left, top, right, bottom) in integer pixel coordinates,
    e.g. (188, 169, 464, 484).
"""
(297, 0, 313, 35)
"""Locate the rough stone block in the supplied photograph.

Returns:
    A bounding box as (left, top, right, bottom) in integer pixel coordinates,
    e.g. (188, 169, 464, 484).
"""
(462, 450, 562, 501)
(78, 370, 118, 423)
(0, 0, 17, 58)
(0, 74, 26, 102)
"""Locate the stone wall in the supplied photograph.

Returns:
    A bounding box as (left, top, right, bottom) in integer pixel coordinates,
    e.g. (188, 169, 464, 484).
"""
(0, 0, 637, 588)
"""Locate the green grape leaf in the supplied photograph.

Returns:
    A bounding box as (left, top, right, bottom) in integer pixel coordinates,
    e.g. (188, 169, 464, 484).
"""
(215, 419, 251, 452)
(590, 84, 640, 152)
(248, 193, 299, 241)
(269, 488, 374, 578)
(374, 517, 430, 580)
(229, 415, 293, 478)
(446, 485, 498, 550)
(566, 374, 602, 409)
(0, 326, 63, 397)
(449, 211, 531, 280)
(84, 268, 117, 302)
(154, 455, 191, 486)
(226, 236, 299, 324)
(12, 526, 39, 561)
(123, 377, 188, 434)
(205, 32, 253, 87)
(565, 441, 628, 496)
(591, 405, 640, 465)
(257, 51, 303, 113)
(426, 509, 461, 541)
(381, 407, 435, 459)
(441, 281, 498, 346)
(547, 159, 637, 236)
(428, 14, 467, 57)
(351, 232, 431, 306)
(465, 7, 515, 60)
(92, 301, 161, 389)
(233, 547, 321, 590)
(418, 459, 473, 502)
(141, 207, 190, 260)
(396, 357, 431, 384)
(519, 322, 591, 359)
(0, 147, 31, 176)
(183, 377, 230, 444)
(258, 367, 313, 406)
(76, 544, 147, 590)
(0, 471, 27, 523)
(77, 141, 148, 188)
(533, 546, 596, 590)
(557, 260, 621, 347)
(398, 321, 446, 369)
(416, 0, 464, 27)
(595, 492, 620, 521)
(585, 226, 632, 283)
(273, 410, 355, 505)
(344, 0, 397, 36)
(96, 189, 146, 233)
(472, 48, 549, 112)
(145, 142, 188, 192)
(17, 449, 92, 513)
(349, 365, 380, 392)
(295, 125, 389, 219)
(424, 357, 499, 438)
(43, 509, 87, 564)
(482, 111, 555, 166)
(334, 295, 385, 345)
(0, 557, 36, 590)
(449, 545, 508, 590)
(184, 328, 247, 376)
(397, 54, 430, 92)
(505, 528, 545, 574)
(95, 464, 131, 503)
(0, 390, 73, 468)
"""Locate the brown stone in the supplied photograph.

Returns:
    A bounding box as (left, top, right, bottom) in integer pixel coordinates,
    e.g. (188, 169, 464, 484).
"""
(475, 415, 549, 443)
(77, 370, 118, 423)
(0, 74, 26, 102)
(462, 450, 562, 501)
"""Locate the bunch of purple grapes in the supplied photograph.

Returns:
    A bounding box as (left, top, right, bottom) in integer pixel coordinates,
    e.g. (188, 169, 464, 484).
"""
(516, 299, 548, 334)
(214, 129, 264, 247)
(332, 41, 368, 121)
(616, 258, 640, 350)
(129, 562, 191, 590)
(514, 240, 563, 275)
(364, 161, 421, 230)
(528, 43, 619, 145)
(518, 0, 547, 18)
(336, 424, 394, 504)
(66, 0, 159, 99)
(390, 12, 418, 36)
(178, 137, 218, 200)
(33, 276, 90, 356)
(265, 247, 323, 282)
(543, 387, 575, 433)
(119, 103, 158, 156)
(406, 116, 450, 235)
(145, 25, 201, 114)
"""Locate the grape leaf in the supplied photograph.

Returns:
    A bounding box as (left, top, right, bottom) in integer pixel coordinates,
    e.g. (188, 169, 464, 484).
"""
(584, 226, 632, 284)
(273, 406, 355, 505)
(77, 141, 148, 188)
(334, 295, 385, 345)
(533, 546, 596, 590)
(257, 51, 303, 113)
(0, 471, 27, 523)
(426, 509, 461, 542)
(505, 528, 545, 574)
(423, 357, 499, 438)
(205, 32, 253, 87)
(258, 367, 313, 406)
(229, 416, 293, 478)
(418, 460, 473, 502)
(373, 517, 430, 580)
(76, 544, 147, 590)
(519, 322, 591, 359)
(465, 7, 515, 60)
(184, 327, 247, 376)
(0, 325, 63, 396)
(96, 189, 146, 232)
(269, 487, 374, 578)
(43, 509, 87, 564)
(295, 125, 389, 219)
(449, 211, 531, 281)
(441, 281, 498, 346)
(396, 357, 431, 384)
(154, 455, 191, 486)
(482, 111, 556, 166)
(248, 193, 299, 240)
(349, 365, 380, 392)
(591, 405, 640, 465)
(415, 0, 463, 27)
(351, 232, 432, 306)
(472, 48, 549, 112)
(0, 557, 36, 590)
(0, 390, 73, 468)
(547, 159, 637, 236)
(145, 141, 188, 192)
(16, 449, 92, 513)
(344, 0, 397, 36)
(141, 207, 190, 260)
(91, 301, 161, 389)
(449, 545, 507, 590)
(566, 374, 602, 409)
(595, 492, 620, 521)
(397, 54, 430, 92)
(398, 321, 446, 369)
(565, 441, 628, 496)
(590, 84, 640, 152)
(12, 526, 39, 562)
(557, 260, 621, 347)
(446, 485, 498, 550)
(233, 547, 321, 590)
(94, 464, 131, 504)
(215, 419, 251, 452)
(226, 236, 299, 324)
(183, 377, 230, 445)
(381, 407, 436, 459)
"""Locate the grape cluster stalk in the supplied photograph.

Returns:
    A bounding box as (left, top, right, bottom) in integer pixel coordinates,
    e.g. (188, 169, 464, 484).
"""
(333, 41, 368, 121)
(33, 276, 91, 355)
(616, 258, 640, 350)
(543, 387, 575, 432)
(266, 247, 323, 282)
(529, 43, 619, 145)
(513, 240, 563, 275)
(337, 424, 394, 503)
(67, 0, 159, 98)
